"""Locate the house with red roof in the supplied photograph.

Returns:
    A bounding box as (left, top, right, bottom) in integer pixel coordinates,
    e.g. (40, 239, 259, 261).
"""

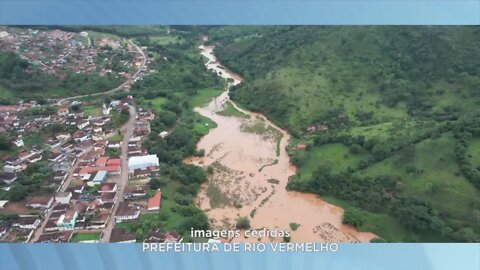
(147, 189, 161, 211)
(98, 183, 117, 193)
(96, 156, 109, 167)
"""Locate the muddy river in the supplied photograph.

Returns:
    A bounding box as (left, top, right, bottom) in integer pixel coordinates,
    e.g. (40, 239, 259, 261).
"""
(186, 45, 376, 243)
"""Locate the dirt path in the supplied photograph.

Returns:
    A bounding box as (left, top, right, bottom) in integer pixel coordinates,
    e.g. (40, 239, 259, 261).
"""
(186, 44, 376, 243)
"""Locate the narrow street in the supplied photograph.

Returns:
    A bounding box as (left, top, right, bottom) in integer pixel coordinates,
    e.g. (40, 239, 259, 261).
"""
(101, 105, 137, 242)
(30, 156, 80, 242)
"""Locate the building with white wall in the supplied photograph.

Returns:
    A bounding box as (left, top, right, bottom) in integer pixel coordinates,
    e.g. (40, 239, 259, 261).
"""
(127, 155, 159, 172)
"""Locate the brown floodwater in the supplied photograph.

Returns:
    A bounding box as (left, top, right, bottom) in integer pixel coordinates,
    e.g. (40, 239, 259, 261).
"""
(186, 45, 376, 243)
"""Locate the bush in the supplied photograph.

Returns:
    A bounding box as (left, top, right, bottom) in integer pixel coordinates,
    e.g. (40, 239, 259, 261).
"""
(207, 166, 214, 175)
(235, 216, 250, 229)
(370, 237, 387, 243)
(289, 223, 300, 231)
(342, 208, 365, 228)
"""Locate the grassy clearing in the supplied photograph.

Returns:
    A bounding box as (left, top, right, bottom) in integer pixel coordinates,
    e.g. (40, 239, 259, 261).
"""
(0, 189, 7, 200)
(82, 105, 102, 117)
(295, 143, 366, 181)
(358, 133, 480, 227)
(349, 122, 394, 141)
(467, 138, 480, 168)
(70, 232, 101, 242)
(23, 133, 43, 147)
(189, 88, 223, 107)
(88, 31, 122, 42)
(193, 113, 217, 136)
(108, 133, 122, 143)
(144, 97, 168, 113)
(0, 84, 13, 99)
(149, 35, 185, 46)
(217, 102, 249, 119)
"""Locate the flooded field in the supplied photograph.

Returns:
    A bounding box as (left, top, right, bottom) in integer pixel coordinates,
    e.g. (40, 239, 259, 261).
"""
(185, 45, 376, 242)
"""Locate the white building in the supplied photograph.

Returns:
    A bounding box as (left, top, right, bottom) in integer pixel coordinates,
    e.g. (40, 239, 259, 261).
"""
(55, 192, 72, 205)
(13, 138, 24, 147)
(0, 200, 8, 209)
(158, 131, 169, 139)
(114, 202, 140, 223)
(13, 217, 41, 230)
(128, 155, 159, 172)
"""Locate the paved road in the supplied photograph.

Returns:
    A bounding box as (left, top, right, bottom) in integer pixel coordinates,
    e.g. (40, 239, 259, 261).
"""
(30, 157, 80, 242)
(101, 105, 137, 242)
(56, 39, 147, 106)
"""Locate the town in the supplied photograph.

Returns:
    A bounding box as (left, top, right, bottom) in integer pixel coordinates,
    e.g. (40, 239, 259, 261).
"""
(0, 95, 182, 243)
(0, 27, 183, 243)
(0, 26, 139, 80)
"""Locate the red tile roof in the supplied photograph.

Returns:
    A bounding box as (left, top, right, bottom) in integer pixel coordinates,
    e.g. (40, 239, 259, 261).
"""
(106, 159, 121, 166)
(147, 190, 161, 210)
(79, 165, 120, 174)
(96, 156, 109, 166)
(99, 183, 117, 193)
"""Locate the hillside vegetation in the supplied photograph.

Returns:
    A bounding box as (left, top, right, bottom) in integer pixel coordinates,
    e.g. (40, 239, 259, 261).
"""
(211, 26, 480, 242)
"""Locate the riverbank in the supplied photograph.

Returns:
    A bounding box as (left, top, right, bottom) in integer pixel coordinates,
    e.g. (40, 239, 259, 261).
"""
(186, 44, 376, 243)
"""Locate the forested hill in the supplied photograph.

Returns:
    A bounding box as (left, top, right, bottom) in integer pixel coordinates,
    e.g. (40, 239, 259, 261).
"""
(211, 26, 480, 242)
(212, 26, 480, 135)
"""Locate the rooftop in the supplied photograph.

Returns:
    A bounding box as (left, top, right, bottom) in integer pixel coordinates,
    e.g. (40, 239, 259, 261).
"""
(147, 190, 161, 210)
(128, 155, 159, 170)
(110, 228, 136, 243)
(98, 182, 116, 192)
(28, 196, 52, 205)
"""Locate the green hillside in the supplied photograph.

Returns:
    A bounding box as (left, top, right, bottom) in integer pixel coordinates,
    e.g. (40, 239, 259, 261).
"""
(211, 26, 480, 242)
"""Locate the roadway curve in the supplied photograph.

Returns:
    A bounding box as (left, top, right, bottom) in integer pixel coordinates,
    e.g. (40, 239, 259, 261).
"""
(56, 39, 146, 106)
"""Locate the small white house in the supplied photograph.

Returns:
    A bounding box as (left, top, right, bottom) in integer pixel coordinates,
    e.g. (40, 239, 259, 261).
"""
(0, 200, 8, 209)
(158, 131, 169, 139)
(55, 192, 72, 205)
(13, 138, 24, 147)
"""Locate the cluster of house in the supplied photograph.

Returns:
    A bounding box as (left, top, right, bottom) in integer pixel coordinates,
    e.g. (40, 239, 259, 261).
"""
(0, 26, 139, 77)
(306, 123, 329, 133)
(0, 98, 127, 242)
(0, 98, 131, 187)
(0, 102, 47, 133)
(0, 95, 183, 243)
(0, 146, 44, 185)
(25, 156, 164, 242)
